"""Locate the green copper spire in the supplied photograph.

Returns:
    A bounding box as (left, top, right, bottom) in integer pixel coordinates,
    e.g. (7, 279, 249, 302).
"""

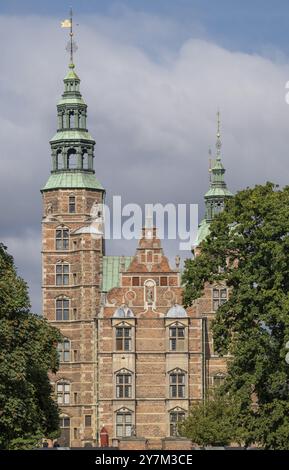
(204, 111, 233, 222)
(195, 112, 233, 246)
(42, 14, 104, 192)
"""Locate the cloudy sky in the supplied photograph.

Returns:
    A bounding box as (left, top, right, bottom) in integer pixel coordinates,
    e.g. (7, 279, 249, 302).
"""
(1, 0, 289, 313)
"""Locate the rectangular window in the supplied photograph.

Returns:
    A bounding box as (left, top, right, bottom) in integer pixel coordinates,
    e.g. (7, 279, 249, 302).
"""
(56, 230, 62, 250)
(160, 276, 168, 286)
(85, 415, 92, 427)
(57, 339, 70, 362)
(212, 288, 228, 311)
(132, 277, 140, 286)
(169, 326, 185, 351)
(214, 374, 225, 387)
(170, 373, 185, 398)
(116, 327, 132, 351)
(69, 196, 76, 213)
(56, 264, 69, 286)
(64, 384, 70, 404)
(56, 299, 69, 321)
(63, 340, 70, 361)
(57, 382, 70, 405)
(116, 412, 132, 438)
(170, 411, 186, 436)
(56, 229, 69, 250)
(62, 417, 70, 428)
(116, 374, 132, 398)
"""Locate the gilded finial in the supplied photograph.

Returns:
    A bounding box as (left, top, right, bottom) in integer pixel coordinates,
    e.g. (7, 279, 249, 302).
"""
(216, 109, 222, 159)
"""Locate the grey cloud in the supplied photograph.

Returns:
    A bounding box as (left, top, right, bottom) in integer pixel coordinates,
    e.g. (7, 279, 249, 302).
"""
(0, 13, 289, 311)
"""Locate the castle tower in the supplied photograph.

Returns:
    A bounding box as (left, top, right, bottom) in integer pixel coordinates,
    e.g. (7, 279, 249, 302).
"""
(193, 112, 232, 398)
(195, 112, 233, 246)
(41, 36, 105, 446)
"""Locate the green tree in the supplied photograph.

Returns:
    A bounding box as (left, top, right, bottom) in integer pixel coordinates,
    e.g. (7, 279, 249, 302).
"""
(182, 183, 289, 449)
(179, 391, 242, 447)
(0, 243, 61, 449)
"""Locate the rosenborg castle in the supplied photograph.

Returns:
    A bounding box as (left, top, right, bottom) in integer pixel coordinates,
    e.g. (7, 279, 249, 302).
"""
(41, 57, 232, 449)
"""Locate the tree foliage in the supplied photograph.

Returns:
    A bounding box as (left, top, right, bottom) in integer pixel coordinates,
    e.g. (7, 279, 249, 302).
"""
(179, 391, 244, 447)
(0, 243, 61, 449)
(182, 183, 289, 449)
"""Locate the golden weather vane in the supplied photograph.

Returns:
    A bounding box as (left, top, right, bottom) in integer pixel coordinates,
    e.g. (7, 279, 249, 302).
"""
(61, 7, 78, 65)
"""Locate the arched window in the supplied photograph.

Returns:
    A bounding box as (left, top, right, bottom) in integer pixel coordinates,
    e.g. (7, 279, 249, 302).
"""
(56, 227, 69, 250)
(56, 263, 69, 286)
(116, 409, 133, 438)
(214, 200, 224, 215)
(116, 370, 132, 398)
(169, 409, 186, 436)
(115, 325, 132, 351)
(169, 324, 185, 351)
(169, 370, 186, 398)
(78, 111, 83, 128)
(68, 111, 74, 129)
(57, 381, 70, 405)
(55, 297, 70, 321)
(56, 149, 64, 170)
(82, 150, 88, 169)
(67, 149, 77, 169)
(57, 338, 71, 362)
